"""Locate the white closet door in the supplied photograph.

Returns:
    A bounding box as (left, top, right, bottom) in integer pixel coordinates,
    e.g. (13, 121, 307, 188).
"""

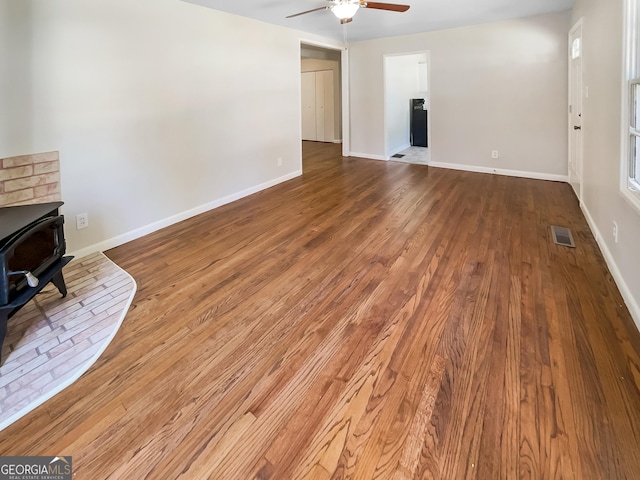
(321, 70, 335, 142)
(315, 71, 326, 141)
(301, 70, 335, 142)
(301, 72, 316, 141)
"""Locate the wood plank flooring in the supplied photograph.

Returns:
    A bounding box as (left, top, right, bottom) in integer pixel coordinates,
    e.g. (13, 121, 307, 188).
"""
(1, 141, 640, 479)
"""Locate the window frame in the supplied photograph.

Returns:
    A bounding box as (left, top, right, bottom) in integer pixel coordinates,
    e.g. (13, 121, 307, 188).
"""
(622, 0, 640, 214)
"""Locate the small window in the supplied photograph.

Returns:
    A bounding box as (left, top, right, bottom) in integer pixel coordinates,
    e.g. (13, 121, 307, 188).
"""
(631, 81, 640, 186)
(571, 37, 581, 60)
(622, 0, 640, 211)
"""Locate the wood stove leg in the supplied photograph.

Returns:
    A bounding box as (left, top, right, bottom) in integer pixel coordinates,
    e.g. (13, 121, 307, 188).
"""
(0, 311, 8, 366)
(51, 271, 68, 298)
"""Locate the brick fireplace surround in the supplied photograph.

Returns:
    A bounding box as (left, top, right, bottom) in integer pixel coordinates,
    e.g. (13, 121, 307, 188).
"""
(0, 151, 61, 207)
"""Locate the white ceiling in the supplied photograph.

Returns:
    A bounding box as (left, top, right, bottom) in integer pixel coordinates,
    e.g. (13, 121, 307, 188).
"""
(182, 0, 575, 43)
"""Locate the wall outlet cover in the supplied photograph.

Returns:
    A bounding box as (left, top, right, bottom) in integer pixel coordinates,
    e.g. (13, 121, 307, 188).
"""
(76, 213, 89, 230)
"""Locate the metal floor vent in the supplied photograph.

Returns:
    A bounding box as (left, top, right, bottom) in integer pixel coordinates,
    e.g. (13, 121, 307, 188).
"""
(392, 154, 405, 158)
(551, 226, 576, 248)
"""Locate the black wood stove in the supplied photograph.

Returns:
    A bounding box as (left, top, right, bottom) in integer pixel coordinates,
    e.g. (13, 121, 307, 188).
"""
(0, 202, 73, 364)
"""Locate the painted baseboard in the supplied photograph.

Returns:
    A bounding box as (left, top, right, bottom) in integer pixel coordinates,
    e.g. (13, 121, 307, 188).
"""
(429, 161, 569, 183)
(580, 203, 640, 332)
(69, 170, 302, 259)
(332, 139, 343, 144)
(349, 152, 389, 162)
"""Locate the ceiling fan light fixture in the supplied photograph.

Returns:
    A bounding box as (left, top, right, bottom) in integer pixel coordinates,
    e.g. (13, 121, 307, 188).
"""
(331, 3, 360, 20)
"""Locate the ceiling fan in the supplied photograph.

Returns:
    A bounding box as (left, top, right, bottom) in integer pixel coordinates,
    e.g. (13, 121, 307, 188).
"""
(286, 0, 410, 25)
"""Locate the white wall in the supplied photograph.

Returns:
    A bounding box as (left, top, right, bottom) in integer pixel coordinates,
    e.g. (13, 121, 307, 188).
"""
(0, 0, 341, 255)
(571, 0, 640, 326)
(384, 53, 428, 157)
(301, 58, 342, 141)
(0, 1, 33, 152)
(349, 12, 571, 179)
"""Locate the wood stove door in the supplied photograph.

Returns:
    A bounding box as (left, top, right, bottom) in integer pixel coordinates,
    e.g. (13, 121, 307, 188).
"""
(1, 215, 65, 305)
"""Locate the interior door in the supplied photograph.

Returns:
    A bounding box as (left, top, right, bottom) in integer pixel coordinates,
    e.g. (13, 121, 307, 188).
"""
(301, 72, 316, 141)
(569, 21, 583, 199)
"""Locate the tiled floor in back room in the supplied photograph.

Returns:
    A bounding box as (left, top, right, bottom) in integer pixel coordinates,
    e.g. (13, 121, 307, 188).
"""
(392, 146, 430, 165)
(0, 252, 136, 430)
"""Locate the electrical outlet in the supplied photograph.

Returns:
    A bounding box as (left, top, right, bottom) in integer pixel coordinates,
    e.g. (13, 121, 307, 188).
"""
(277, 157, 283, 167)
(76, 213, 89, 230)
(613, 221, 618, 243)
(492, 150, 500, 159)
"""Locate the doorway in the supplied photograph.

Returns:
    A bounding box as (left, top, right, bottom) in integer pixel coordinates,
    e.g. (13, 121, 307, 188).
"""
(383, 52, 430, 164)
(568, 20, 583, 200)
(299, 43, 346, 160)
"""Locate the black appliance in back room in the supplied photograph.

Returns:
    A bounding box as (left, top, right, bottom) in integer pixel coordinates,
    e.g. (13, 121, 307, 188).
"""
(410, 98, 428, 147)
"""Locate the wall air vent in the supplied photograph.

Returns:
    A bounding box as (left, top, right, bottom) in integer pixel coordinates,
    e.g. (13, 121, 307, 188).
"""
(551, 226, 576, 248)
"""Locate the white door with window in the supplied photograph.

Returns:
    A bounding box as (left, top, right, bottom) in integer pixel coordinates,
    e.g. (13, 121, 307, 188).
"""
(569, 20, 584, 200)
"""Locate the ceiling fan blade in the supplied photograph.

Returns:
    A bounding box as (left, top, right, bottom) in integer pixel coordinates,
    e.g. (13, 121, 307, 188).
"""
(362, 2, 410, 12)
(286, 6, 329, 18)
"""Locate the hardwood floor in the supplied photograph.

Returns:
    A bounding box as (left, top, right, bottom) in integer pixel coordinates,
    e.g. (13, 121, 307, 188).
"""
(2, 141, 640, 479)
